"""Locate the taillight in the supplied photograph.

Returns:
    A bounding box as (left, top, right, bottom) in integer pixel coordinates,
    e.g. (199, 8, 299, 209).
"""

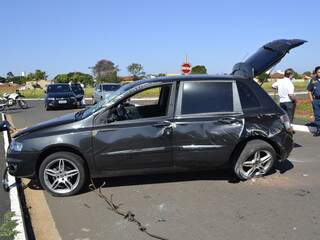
(280, 114, 292, 132)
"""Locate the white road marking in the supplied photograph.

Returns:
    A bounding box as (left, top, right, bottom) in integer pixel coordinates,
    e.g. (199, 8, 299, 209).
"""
(2, 113, 27, 240)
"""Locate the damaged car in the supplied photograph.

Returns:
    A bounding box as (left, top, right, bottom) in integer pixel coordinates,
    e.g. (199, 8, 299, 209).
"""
(5, 39, 306, 196)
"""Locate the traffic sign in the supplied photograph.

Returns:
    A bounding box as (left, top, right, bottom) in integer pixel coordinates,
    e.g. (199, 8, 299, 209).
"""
(181, 62, 192, 75)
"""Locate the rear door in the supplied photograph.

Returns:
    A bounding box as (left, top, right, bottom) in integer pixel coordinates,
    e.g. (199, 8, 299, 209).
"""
(172, 80, 244, 169)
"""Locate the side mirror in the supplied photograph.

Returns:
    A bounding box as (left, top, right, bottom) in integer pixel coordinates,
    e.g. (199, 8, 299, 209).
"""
(0, 120, 10, 132)
(44, 90, 47, 94)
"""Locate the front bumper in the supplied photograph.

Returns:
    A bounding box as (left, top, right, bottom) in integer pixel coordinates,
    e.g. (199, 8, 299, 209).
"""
(6, 151, 39, 178)
(46, 98, 77, 108)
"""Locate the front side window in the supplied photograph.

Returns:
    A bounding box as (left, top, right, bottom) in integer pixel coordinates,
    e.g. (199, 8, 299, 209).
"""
(180, 81, 233, 115)
(104, 84, 172, 123)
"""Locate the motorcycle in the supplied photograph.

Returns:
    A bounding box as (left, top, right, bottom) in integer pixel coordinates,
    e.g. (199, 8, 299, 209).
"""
(0, 90, 28, 111)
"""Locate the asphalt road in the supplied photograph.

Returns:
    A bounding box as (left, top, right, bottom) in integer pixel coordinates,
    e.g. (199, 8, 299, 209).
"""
(3, 100, 320, 240)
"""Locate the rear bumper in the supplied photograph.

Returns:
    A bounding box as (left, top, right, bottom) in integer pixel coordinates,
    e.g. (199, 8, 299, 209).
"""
(277, 132, 294, 161)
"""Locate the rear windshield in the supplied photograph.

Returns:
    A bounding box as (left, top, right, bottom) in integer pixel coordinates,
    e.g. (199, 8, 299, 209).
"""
(47, 84, 71, 93)
(102, 85, 121, 91)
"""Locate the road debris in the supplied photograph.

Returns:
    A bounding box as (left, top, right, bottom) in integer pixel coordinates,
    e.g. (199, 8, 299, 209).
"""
(89, 180, 169, 240)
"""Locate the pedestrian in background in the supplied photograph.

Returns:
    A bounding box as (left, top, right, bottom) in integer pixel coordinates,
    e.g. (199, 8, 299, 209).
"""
(307, 66, 320, 136)
(272, 68, 297, 122)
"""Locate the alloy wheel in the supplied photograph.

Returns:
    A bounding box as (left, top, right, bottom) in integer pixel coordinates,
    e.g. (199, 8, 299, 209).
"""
(43, 158, 80, 194)
(240, 150, 273, 178)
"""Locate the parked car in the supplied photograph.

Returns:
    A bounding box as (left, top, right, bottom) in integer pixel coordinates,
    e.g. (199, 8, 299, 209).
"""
(93, 83, 121, 104)
(70, 83, 85, 106)
(5, 39, 306, 196)
(45, 83, 77, 110)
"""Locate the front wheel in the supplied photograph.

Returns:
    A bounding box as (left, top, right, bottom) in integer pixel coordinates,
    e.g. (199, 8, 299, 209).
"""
(18, 99, 28, 109)
(234, 140, 276, 180)
(39, 152, 87, 197)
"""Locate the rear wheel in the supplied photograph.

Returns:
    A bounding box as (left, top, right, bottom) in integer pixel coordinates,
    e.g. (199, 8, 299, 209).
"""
(234, 140, 276, 180)
(39, 152, 87, 197)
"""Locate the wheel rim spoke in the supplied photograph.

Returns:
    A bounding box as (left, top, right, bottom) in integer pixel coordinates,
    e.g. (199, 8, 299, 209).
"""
(51, 179, 60, 190)
(44, 169, 59, 177)
(64, 179, 73, 190)
(242, 160, 255, 167)
(245, 167, 256, 177)
(65, 169, 79, 178)
(58, 159, 65, 172)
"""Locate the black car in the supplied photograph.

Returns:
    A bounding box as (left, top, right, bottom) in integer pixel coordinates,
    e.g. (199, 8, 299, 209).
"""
(5, 39, 306, 196)
(70, 83, 85, 105)
(45, 83, 78, 110)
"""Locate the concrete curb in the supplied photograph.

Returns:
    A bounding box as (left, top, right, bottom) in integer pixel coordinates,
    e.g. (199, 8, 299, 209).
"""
(1, 113, 27, 240)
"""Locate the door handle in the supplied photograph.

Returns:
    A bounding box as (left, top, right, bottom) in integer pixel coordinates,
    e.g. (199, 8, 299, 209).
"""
(218, 117, 241, 124)
(153, 121, 172, 128)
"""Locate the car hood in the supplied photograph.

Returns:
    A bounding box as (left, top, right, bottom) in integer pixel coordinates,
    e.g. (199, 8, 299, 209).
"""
(46, 92, 75, 98)
(232, 39, 307, 78)
(13, 112, 77, 138)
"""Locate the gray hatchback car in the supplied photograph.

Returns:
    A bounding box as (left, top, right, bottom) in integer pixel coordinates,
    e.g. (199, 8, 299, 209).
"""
(4, 39, 305, 196)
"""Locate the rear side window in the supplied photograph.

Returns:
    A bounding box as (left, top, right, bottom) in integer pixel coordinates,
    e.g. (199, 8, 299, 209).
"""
(237, 82, 260, 109)
(181, 82, 233, 115)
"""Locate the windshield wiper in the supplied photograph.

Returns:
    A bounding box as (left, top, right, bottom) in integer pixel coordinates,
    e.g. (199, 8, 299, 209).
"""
(75, 109, 85, 119)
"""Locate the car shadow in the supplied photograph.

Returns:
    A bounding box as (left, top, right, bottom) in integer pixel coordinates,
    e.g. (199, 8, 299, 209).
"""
(24, 159, 295, 195)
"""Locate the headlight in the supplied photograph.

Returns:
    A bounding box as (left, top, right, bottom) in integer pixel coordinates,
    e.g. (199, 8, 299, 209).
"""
(10, 141, 23, 152)
(47, 97, 55, 101)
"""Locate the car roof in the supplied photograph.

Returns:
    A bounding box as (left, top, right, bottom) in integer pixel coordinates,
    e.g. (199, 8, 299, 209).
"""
(131, 74, 248, 87)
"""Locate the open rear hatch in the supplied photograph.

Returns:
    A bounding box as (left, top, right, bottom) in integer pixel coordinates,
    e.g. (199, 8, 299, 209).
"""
(232, 39, 307, 78)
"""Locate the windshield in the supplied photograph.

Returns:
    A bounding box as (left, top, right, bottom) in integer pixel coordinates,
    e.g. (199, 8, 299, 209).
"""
(102, 84, 121, 91)
(76, 82, 135, 119)
(47, 84, 71, 93)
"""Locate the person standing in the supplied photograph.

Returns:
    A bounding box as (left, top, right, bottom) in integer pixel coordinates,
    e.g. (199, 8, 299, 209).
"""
(272, 68, 297, 122)
(307, 66, 320, 136)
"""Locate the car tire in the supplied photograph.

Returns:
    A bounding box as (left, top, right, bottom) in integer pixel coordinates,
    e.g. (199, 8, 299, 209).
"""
(234, 140, 276, 180)
(39, 152, 87, 197)
(45, 105, 51, 111)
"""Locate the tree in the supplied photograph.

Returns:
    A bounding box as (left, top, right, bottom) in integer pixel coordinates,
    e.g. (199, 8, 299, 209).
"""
(191, 65, 207, 74)
(257, 72, 269, 83)
(25, 70, 48, 81)
(0, 76, 6, 83)
(6, 72, 14, 79)
(303, 71, 312, 77)
(92, 59, 120, 82)
(54, 72, 94, 87)
(11, 76, 26, 85)
(34, 70, 47, 80)
(293, 71, 302, 79)
(127, 63, 145, 80)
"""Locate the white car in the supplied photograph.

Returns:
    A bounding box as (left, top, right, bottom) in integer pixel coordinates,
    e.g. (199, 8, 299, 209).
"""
(92, 83, 121, 104)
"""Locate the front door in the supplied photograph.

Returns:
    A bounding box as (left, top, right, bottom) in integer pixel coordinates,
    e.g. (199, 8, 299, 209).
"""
(172, 80, 244, 169)
(92, 83, 175, 172)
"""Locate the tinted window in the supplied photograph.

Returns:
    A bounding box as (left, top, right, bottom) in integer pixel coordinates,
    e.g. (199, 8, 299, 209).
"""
(181, 82, 233, 114)
(102, 84, 121, 91)
(47, 84, 71, 93)
(237, 82, 260, 109)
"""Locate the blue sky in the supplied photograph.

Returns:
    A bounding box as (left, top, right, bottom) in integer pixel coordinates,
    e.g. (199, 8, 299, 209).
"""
(0, 0, 318, 78)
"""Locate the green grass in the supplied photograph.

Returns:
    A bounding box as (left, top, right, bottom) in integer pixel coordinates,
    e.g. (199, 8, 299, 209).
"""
(261, 80, 308, 92)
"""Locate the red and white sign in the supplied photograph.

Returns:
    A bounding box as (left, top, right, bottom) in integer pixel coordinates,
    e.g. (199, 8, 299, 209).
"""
(181, 62, 192, 75)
